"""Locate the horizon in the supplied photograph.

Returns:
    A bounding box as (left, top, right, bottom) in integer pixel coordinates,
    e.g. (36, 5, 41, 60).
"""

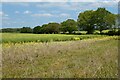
(1, 2, 118, 28)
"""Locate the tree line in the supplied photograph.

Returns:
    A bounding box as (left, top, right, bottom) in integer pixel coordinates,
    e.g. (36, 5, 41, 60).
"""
(1, 8, 120, 35)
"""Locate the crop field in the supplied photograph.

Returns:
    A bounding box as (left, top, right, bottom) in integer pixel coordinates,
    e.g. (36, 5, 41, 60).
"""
(1, 33, 119, 78)
(1, 33, 108, 43)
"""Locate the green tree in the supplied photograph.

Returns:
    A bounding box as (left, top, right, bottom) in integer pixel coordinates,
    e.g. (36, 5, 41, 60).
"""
(20, 27, 32, 33)
(77, 10, 95, 34)
(33, 26, 42, 34)
(61, 19, 77, 34)
(46, 22, 61, 34)
(95, 8, 115, 33)
(41, 24, 48, 34)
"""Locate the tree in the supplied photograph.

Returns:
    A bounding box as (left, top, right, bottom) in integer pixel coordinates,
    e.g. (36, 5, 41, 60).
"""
(77, 10, 95, 34)
(41, 24, 48, 34)
(33, 26, 42, 34)
(61, 19, 77, 34)
(40, 23, 61, 34)
(105, 14, 116, 30)
(1, 28, 21, 33)
(46, 22, 61, 34)
(95, 8, 115, 33)
(20, 27, 32, 33)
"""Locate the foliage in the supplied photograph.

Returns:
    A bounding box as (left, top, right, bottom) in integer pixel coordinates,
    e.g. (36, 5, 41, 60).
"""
(61, 19, 77, 34)
(77, 8, 116, 34)
(1, 28, 21, 33)
(46, 22, 61, 34)
(20, 27, 33, 33)
(95, 8, 116, 33)
(107, 29, 120, 36)
(77, 10, 95, 34)
(33, 23, 61, 34)
(33, 26, 42, 34)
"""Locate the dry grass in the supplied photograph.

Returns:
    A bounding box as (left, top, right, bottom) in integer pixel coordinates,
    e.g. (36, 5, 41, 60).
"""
(2, 37, 118, 78)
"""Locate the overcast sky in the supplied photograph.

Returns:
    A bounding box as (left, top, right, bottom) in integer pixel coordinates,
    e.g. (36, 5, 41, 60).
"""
(0, 0, 119, 28)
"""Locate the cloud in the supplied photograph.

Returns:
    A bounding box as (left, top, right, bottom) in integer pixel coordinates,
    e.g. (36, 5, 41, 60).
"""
(0, 11, 3, 16)
(59, 13, 70, 17)
(36, 2, 117, 11)
(23, 10, 31, 14)
(36, 2, 68, 8)
(15, 11, 20, 14)
(0, 11, 9, 17)
(31, 13, 70, 18)
(2, 3, 30, 7)
(31, 13, 53, 17)
(1, 0, 119, 2)
(1, 0, 68, 2)
(0, 11, 10, 20)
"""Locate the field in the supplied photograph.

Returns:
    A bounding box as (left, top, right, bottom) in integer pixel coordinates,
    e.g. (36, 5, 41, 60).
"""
(1, 33, 119, 78)
(1, 33, 107, 43)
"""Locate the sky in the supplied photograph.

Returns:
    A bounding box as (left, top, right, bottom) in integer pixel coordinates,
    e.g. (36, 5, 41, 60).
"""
(0, 0, 119, 28)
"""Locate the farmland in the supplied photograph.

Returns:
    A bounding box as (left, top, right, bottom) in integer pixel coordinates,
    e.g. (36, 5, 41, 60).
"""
(1, 1, 119, 78)
(1, 33, 119, 78)
(1, 33, 107, 43)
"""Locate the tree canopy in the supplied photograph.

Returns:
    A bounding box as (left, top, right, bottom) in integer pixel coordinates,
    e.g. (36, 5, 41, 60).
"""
(95, 8, 116, 33)
(77, 8, 116, 34)
(61, 19, 77, 34)
(20, 27, 32, 33)
(77, 10, 95, 34)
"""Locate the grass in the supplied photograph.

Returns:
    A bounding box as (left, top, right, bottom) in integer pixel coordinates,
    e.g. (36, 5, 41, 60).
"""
(2, 36, 118, 78)
(1, 33, 108, 43)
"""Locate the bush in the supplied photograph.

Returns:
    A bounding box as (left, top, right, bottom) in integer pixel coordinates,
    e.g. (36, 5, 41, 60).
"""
(107, 30, 120, 36)
(117, 30, 120, 36)
(20, 27, 32, 33)
(94, 31, 100, 35)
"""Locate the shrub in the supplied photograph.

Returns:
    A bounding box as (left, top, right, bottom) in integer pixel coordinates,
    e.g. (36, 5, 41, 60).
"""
(117, 30, 120, 36)
(107, 30, 116, 36)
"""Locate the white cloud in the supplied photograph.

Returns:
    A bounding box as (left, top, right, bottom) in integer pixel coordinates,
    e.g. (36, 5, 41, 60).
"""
(1, 0, 119, 2)
(5, 3, 30, 6)
(0, 11, 10, 20)
(23, 10, 31, 14)
(31, 13, 70, 17)
(36, 2, 117, 12)
(15, 11, 20, 14)
(4, 14, 8, 16)
(59, 13, 70, 17)
(69, 0, 96, 2)
(32, 13, 53, 17)
(0, 11, 3, 16)
(1, 0, 68, 2)
(36, 2, 68, 8)
(0, 11, 9, 17)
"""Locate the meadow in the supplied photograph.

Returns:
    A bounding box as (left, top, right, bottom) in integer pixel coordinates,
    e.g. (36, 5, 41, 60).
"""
(1, 33, 119, 78)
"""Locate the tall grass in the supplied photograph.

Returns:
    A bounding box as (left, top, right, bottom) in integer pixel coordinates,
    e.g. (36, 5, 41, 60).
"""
(2, 37, 118, 78)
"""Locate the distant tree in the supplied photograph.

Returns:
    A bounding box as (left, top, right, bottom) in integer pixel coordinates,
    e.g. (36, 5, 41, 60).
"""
(20, 27, 32, 33)
(1, 28, 21, 33)
(46, 22, 61, 34)
(95, 8, 116, 33)
(77, 10, 95, 34)
(61, 19, 77, 34)
(40, 24, 48, 34)
(33, 26, 42, 34)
